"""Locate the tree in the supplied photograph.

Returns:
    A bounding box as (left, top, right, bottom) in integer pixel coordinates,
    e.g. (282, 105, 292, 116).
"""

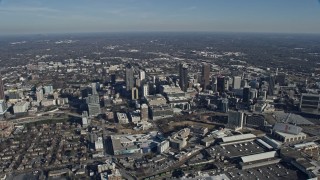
(172, 169, 185, 178)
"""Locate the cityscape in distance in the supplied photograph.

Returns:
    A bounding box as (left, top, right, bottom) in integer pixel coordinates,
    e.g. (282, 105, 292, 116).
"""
(0, 0, 320, 180)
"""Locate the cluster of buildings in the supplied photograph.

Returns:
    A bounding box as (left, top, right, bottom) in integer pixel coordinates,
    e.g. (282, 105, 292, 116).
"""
(0, 123, 92, 175)
(0, 36, 319, 179)
(106, 131, 166, 155)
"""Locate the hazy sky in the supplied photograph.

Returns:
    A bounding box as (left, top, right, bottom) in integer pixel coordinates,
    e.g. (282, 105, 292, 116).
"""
(0, 0, 320, 35)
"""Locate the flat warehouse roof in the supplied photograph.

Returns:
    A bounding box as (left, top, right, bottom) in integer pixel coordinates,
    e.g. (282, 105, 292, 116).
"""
(221, 134, 256, 143)
(241, 151, 277, 163)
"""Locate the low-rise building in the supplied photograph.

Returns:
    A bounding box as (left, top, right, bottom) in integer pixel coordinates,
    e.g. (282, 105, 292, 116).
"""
(219, 134, 256, 145)
(169, 128, 190, 150)
(273, 131, 307, 143)
(145, 94, 167, 106)
(95, 137, 104, 151)
(192, 125, 208, 136)
(157, 140, 169, 153)
(13, 101, 29, 114)
(150, 105, 174, 120)
(117, 113, 129, 124)
(106, 132, 164, 156)
(0, 100, 7, 115)
(239, 151, 280, 169)
(129, 110, 141, 124)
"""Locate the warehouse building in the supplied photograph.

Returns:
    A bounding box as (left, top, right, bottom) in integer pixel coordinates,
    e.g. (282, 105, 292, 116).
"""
(13, 101, 29, 114)
(261, 136, 282, 149)
(272, 123, 306, 143)
(239, 151, 280, 169)
(273, 131, 307, 143)
(218, 133, 256, 146)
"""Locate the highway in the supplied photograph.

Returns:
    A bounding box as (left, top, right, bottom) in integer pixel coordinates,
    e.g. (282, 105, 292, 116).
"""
(9, 110, 82, 125)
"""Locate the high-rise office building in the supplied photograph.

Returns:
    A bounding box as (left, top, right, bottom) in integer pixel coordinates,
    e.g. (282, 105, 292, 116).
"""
(224, 78, 229, 91)
(82, 111, 90, 126)
(140, 104, 149, 121)
(217, 76, 228, 93)
(216, 77, 224, 93)
(201, 63, 210, 90)
(260, 89, 267, 100)
(111, 74, 116, 84)
(232, 76, 241, 89)
(221, 98, 229, 113)
(135, 78, 142, 88)
(142, 84, 149, 97)
(36, 88, 44, 102)
(300, 93, 320, 115)
(125, 64, 134, 91)
(228, 111, 245, 129)
(241, 79, 248, 88)
(139, 70, 146, 81)
(211, 76, 217, 92)
(179, 63, 189, 92)
(131, 87, 139, 100)
(268, 75, 275, 96)
(243, 86, 251, 103)
(86, 94, 99, 104)
(276, 73, 286, 86)
(91, 82, 99, 95)
(0, 75, 4, 100)
(250, 89, 258, 99)
(43, 85, 54, 95)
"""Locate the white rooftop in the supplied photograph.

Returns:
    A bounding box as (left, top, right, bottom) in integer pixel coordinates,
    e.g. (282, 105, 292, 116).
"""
(275, 131, 306, 138)
(221, 134, 256, 143)
(241, 151, 277, 163)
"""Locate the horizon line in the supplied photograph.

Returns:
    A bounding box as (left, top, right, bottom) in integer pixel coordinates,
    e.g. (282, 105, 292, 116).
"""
(1, 30, 320, 38)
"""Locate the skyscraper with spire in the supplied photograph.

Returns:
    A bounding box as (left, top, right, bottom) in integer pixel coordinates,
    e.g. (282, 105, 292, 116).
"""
(0, 74, 4, 100)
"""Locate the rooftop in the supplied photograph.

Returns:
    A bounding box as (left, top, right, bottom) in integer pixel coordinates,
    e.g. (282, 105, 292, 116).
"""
(241, 151, 277, 163)
(275, 131, 306, 138)
(222, 141, 266, 158)
(221, 134, 256, 143)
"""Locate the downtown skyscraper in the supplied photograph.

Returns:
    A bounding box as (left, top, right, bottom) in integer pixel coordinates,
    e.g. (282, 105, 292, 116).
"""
(217, 76, 228, 93)
(0, 74, 4, 100)
(179, 63, 189, 92)
(125, 64, 134, 91)
(201, 63, 210, 90)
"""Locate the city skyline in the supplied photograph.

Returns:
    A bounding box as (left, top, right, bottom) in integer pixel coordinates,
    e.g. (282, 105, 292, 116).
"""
(0, 0, 320, 35)
(0, 16, 320, 179)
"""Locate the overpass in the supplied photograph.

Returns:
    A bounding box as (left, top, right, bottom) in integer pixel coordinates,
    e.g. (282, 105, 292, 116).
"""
(39, 110, 82, 118)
